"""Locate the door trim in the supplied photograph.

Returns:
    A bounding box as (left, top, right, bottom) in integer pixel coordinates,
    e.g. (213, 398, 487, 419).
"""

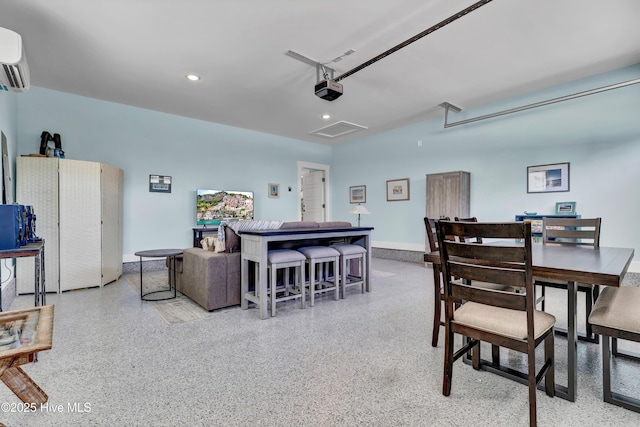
(297, 161, 330, 222)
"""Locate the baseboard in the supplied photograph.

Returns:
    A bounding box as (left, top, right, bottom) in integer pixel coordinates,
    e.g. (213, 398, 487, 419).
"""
(372, 247, 424, 263)
(122, 259, 167, 274)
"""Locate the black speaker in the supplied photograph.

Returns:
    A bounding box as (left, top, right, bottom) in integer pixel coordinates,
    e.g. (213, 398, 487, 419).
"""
(0, 204, 22, 250)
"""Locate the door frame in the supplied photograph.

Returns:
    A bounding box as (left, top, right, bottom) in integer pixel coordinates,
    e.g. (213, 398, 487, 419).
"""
(297, 161, 331, 222)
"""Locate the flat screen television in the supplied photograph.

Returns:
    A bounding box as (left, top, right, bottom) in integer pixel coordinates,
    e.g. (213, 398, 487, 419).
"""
(196, 189, 254, 226)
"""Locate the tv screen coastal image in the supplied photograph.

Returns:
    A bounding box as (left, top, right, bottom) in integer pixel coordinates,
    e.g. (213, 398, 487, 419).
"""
(196, 189, 254, 225)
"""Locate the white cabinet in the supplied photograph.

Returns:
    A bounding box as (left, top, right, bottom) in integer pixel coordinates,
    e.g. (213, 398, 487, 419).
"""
(16, 157, 123, 294)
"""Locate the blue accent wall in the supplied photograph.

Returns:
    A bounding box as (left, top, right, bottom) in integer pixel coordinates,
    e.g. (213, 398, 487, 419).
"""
(7, 63, 640, 265)
(332, 63, 640, 255)
(14, 89, 332, 256)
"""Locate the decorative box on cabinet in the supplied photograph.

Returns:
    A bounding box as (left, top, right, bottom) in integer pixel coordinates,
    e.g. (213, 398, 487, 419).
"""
(514, 214, 581, 243)
(16, 157, 123, 294)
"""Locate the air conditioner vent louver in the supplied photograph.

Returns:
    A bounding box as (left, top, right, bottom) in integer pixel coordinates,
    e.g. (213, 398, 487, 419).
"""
(0, 27, 30, 93)
(308, 121, 368, 138)
(2, 64, 27, 90)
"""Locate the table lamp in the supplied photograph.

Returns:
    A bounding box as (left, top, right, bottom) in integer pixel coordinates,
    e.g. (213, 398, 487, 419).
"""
(349, 204, 370, 227)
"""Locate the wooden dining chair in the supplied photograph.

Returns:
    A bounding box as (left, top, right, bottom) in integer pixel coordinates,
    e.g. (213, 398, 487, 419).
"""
(589, 286, 640, 413)
(424, 216, 449, 347)
(454, 216, 482, 243)
(537, 217, 602, 342)
(437, 220, 555, 427)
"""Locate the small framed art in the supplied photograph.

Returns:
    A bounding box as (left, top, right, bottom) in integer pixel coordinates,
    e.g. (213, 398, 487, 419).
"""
(386, 178, 410, 201)
(555, 201, 576, 215)
(268, 183, 280, 198)
(149, 174, 171, 193)
(527, 162, 569, 193)
(349, 185, 366, 203)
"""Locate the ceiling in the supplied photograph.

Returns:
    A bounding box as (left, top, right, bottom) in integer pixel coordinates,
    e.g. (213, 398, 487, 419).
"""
(2, 0, 640, 145)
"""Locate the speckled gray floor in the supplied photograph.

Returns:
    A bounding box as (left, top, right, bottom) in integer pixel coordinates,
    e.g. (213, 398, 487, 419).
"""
(1, 259, 640, 426)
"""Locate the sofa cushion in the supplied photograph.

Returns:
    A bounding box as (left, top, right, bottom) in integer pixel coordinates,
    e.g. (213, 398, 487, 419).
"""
(319, 221, 352, 228)
(280, 221, 319, 229)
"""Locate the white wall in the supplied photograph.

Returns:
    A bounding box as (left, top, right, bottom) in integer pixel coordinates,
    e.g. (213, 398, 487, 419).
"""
(0, 90, 18, 296)
(15, 88, 332, 258)
(332, 64, 640, 269)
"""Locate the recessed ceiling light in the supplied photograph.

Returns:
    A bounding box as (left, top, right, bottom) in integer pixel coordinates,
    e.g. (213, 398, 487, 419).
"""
(321, 114, 331, 120)
(186, 74, 200, 81)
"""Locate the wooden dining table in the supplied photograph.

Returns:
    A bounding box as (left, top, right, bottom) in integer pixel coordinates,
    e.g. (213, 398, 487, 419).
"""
(425, 241, 635, 402)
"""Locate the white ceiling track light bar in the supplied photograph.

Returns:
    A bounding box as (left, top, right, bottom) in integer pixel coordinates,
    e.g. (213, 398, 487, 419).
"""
(440, 77, 640, 128)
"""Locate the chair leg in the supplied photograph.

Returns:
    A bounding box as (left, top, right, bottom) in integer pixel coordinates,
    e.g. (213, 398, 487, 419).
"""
(309, 261, 316, 307)
(472, 342, 481, 370)
(585, 286, 594, 339)
(442, 325, 454, 396)
(333, 257, 340, 300)
(431, 265, 442, 347)
(340, 256, 347, 299)
(602, 335, 613, 403)
(491, 344, 500, 366)
(298, 262, 305, 309)
(545, 332, 555, 397)
(541, 284, 546, 311)
(527, 347, 538, 427)
(585, 285, 600, 342)
(270, 265, 277, 317)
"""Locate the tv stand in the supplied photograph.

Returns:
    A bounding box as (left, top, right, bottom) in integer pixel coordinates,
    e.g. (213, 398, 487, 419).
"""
(192, 227, 218, 248)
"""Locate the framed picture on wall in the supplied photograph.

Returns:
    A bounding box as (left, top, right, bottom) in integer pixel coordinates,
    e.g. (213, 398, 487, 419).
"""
(527, 162, 570, 193)
(268, 183, 280, 198)
(555, 201, 576, 215)
(149, 174, 172, 193)
(349, 185, 366, 203)
(386, 178, 410, 201)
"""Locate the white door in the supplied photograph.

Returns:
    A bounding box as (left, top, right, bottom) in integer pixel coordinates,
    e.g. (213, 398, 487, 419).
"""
(301, 169, 325, 222)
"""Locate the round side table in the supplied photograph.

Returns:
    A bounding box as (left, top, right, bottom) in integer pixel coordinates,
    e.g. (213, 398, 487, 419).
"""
(134, 249, 183, 301)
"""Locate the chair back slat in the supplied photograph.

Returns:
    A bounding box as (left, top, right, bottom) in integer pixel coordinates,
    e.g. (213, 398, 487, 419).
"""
(454, 216, 481, 243)
(446, 221, 528, 240)
(449, 262, 527, 291)
(542, 217, 601, 247)
(446, 241, 526, 264)
(437, 220, 533, 312)
(451, 282, 526, 310)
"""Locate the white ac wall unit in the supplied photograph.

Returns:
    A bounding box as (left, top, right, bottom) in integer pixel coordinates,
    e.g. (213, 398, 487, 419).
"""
(0, 27, 30, 92)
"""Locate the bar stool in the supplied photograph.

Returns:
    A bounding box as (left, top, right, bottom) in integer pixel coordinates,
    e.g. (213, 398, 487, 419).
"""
(297, 246, 340, 306)
(267, 249, 306, 316)
(330, 243, 366, 298)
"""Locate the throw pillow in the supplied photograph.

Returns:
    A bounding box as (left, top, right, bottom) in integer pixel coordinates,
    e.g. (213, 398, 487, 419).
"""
(225, 226, 240, 253)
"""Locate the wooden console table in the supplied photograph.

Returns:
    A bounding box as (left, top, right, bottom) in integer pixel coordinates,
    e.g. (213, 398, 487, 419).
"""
(0, 304, 54, 405)
(240, 226, 374, 319)
(0, 241, 46, 311)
